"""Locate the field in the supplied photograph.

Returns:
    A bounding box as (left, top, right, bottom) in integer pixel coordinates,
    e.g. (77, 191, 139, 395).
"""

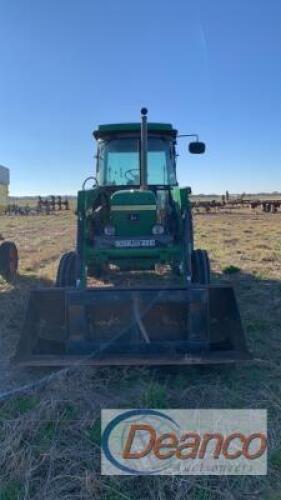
(0, 207, 281, 499)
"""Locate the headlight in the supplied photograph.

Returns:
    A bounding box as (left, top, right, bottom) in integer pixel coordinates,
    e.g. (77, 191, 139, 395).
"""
(104, 225, 116, 236)
(152, 224, 164, 235)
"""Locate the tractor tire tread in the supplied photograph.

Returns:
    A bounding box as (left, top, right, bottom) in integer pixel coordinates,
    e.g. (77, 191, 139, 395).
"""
(0, 241, 18, 282)
(191, 249, 211, 284)
(56, 251, 77, 287)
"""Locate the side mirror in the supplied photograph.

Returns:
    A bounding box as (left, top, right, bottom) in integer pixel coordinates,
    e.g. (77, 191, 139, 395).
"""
(189, 141, 206, 154)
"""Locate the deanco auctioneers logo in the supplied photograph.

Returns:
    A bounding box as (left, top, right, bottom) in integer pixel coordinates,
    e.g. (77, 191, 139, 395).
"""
(101, 409, 267, 475)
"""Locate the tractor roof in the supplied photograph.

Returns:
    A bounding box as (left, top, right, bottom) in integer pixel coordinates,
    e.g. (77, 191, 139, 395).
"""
(93, 122, 177, 139)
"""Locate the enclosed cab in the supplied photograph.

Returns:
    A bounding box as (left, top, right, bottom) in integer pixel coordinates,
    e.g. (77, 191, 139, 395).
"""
(94, 122, 177, 187)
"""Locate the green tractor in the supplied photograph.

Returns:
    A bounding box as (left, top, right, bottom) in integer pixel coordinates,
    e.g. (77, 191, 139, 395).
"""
(56, 108, 208, 285)
(16, 109, 251, 367)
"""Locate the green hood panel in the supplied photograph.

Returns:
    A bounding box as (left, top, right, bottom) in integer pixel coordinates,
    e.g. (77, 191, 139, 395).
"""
(110, 190, 157, 237)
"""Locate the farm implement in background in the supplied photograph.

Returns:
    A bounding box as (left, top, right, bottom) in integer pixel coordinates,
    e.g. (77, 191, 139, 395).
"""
(15, 108, 251, 367)
(4, 196, 70, 216)
(192, 197, 281, 213)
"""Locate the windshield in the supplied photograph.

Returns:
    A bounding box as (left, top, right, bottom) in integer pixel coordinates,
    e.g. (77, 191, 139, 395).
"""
(96, 136, 177, 186)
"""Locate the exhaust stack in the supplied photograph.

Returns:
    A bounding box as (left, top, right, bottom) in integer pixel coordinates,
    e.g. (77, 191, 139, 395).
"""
(140, 107, 148, 189)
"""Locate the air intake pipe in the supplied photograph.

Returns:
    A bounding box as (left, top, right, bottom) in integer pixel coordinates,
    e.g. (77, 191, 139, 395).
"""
(140, 107, 148, 189)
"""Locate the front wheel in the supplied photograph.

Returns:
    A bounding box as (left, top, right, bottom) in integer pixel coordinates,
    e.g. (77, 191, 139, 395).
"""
(0, 241, 18, 282)
(191, 249, 211, 284)
(56, 251, 77, 287)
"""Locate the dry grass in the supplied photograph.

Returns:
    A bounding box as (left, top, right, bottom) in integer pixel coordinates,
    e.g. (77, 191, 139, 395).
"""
(0, 208, 281, 499)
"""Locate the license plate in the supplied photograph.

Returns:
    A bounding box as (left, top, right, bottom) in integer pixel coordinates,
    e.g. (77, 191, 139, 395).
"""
(115, 239, 156, 248)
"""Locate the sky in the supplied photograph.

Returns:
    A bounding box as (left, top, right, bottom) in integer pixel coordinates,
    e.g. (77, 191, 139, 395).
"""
(0, 0, 281, 196)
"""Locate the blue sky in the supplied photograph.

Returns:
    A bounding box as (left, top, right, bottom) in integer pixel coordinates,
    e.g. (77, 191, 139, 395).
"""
(0, 0, 281, 195)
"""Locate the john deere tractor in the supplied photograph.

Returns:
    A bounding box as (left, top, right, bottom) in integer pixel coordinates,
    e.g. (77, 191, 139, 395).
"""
(57, 108, 209, 285)
(16, 109, 250, 367)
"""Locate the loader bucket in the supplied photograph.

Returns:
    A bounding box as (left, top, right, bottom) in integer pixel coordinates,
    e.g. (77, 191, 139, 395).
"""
(15, 285, 251, 367)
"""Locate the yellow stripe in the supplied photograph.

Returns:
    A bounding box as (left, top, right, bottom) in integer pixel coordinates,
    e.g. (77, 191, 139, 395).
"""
(111, 205, 156, 211)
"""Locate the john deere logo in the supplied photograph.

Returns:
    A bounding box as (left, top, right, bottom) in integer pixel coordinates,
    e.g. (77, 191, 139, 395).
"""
(128, 213, 139, 222)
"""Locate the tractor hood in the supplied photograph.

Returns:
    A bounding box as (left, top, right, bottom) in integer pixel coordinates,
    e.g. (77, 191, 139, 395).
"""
(110, 190, 157, 237)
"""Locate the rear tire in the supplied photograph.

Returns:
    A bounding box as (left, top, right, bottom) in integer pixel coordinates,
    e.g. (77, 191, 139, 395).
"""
(0, 241, 18, 282)
(56, 251, 77, 287)
(191, 249, 210, 284)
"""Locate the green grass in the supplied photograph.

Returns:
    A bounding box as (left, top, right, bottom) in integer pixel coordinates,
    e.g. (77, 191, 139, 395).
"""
(59, 402, 78, 421)
(142, 382, 168, 408)
(36, 421, 57, 450)
(0, 396, 38, 420)
(0, 481, 22, 500)
(270, 449, 281, 469)
(87, 418, 101, 445)
(246, 319, 269, 333)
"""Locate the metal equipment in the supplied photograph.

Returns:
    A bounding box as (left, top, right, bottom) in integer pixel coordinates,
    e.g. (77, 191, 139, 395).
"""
(15, 108, 251, 366)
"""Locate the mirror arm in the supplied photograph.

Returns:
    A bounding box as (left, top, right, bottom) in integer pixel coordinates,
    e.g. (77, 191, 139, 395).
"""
(177, 134, 199, 141)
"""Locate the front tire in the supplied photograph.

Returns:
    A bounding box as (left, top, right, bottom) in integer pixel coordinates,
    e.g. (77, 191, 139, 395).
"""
(191, 249, 211, 284)
(0, 241, 18, 282)
(56, 251, 77, 287)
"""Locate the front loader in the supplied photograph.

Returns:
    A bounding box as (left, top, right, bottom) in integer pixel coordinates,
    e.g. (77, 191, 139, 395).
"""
(15, 108, 251, 366)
